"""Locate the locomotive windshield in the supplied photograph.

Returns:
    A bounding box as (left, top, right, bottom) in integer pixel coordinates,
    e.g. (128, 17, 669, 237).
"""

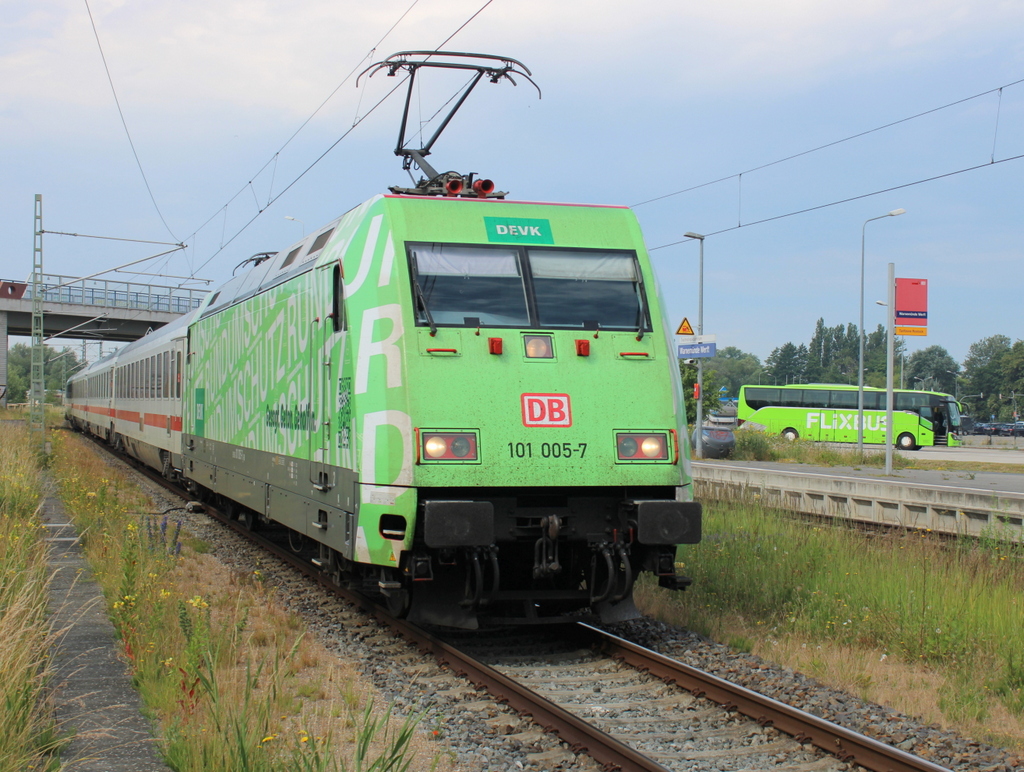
(408, 243, 651, 331)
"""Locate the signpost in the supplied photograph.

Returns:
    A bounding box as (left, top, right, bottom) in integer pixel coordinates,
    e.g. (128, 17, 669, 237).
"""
(895, 278, 927, 337)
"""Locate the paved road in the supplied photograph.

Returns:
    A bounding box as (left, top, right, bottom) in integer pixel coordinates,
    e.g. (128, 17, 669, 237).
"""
(912, 444, 1024, 464)
(704, 442, 1024, 498)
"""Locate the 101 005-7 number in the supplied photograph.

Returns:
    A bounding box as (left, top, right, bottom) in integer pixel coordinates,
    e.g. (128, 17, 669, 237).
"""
(508, 442, 587, 459)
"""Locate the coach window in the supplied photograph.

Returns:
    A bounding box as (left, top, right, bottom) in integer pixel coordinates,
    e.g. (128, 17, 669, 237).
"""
(780, 389, 804, 408)
(176, 352, 182, 398)
(163, 351, 169, 398)
(803, 390, 828, 409)
(830, 390, 857, 409)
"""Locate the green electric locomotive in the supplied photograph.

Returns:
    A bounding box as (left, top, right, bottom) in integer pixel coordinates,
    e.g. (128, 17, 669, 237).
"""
(72, 52, 702, 628)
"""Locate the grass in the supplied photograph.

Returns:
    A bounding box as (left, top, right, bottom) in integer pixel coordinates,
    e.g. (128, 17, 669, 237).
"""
(726, 430, 1024, 475)
(637, 497, 1024, 749)
(0, 423, 66, 772)
(48, 429, 437, 772)
(728, 430, 912, 468)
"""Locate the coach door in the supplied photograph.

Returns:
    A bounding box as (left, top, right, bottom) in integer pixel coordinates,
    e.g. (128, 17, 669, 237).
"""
(310, 265, 337, 492)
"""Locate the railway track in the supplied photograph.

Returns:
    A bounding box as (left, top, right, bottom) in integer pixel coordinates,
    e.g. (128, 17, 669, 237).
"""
(91, 434, 957, 772)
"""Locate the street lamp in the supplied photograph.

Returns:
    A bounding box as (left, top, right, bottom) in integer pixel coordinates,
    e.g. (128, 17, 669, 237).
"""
(858, 208, 905, 455)
(285, 216, 305, 237)
(945, 370, 961, 399)
(684, 232, 705, 459)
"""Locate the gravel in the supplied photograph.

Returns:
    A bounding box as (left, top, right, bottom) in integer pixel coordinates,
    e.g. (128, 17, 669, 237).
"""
(119, 458, 1023, 772)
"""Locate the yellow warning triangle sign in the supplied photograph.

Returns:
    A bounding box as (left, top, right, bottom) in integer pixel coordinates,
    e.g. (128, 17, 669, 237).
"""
(676, 318, 695, 336)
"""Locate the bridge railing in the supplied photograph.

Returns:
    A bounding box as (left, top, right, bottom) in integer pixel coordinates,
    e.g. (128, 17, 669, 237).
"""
(22, 274, 208, 314)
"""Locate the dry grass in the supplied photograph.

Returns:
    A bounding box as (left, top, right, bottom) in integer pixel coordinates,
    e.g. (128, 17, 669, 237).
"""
(51, 429, 456, 772)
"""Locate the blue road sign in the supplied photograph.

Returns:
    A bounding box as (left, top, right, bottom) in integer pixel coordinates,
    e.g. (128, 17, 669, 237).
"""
(678, 342, 717, 358)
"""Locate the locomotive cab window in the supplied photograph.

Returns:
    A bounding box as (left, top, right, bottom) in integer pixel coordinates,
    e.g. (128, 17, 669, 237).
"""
(409, 245, 529, 327)
(530, 250, 648, 330)
(407, 243, 651, 331)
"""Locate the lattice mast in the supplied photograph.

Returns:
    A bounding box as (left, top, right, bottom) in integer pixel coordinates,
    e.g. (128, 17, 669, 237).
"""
(29, 194, 46, 451)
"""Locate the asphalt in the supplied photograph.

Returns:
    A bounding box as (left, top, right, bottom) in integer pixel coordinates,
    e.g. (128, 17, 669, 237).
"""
(41, 481, 172, 772)
(708, 457, 1024, 496)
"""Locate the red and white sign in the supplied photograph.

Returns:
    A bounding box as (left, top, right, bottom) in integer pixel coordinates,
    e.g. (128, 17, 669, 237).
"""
(895, 278, 927, 325)
(521, 393, 573, 427)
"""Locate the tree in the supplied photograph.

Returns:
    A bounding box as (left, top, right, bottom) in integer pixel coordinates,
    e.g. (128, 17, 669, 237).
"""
(678, 360, 721, 426)
(1001, 340, 1024, 421)
(961, 335, 1011, 419)
(705, 346, 762, 398)
(905, 345, 958, 394)
(764, 342, 807, 384)
(2, 344, 84, 404)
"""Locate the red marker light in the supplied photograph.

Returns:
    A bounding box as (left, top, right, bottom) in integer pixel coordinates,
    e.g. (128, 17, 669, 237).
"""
(575, 339, 590, 356)
(488, 337, 503, 355)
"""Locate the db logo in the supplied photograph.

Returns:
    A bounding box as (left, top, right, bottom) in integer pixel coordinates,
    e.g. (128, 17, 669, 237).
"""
(521, 393, 572, 427)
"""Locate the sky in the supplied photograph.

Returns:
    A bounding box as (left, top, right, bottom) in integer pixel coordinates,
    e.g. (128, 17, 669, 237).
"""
(2, 0, 1022, 367)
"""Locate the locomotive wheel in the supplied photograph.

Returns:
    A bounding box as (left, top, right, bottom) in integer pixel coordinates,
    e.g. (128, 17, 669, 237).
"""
(241, 508, 260, 532)
(381, 569, 411, 617)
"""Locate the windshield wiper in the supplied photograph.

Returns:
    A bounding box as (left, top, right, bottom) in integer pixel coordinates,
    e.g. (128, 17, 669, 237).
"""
(635, 280, 649, 341)
(410, 269, 438, 336)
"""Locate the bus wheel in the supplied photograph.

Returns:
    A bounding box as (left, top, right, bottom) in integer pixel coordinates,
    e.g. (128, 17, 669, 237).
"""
(782, 428, 799, 441)
(897, 432, 919, 451)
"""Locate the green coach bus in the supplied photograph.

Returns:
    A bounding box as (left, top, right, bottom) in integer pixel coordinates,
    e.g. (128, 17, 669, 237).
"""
(736, 383, 962, 450)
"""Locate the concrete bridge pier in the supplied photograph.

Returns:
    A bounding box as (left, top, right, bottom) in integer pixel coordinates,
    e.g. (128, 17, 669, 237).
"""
(1, 309, 7, 407)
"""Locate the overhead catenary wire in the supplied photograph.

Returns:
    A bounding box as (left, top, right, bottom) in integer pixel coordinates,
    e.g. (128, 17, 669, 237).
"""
(83, 0, 180, 243)
(182, 0, 425, 247)
(649, 151, 1024, 251)
(633, 76, 1024, 210)
(183, 0, 497, 281)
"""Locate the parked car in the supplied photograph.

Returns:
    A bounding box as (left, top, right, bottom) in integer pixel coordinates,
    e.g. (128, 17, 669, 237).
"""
(692, 426, 735, 459)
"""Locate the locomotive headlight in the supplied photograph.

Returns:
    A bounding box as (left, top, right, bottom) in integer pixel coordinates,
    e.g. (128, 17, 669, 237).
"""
(641, 436, 664, 458)
(424, 436, 448, 458)
(419, 431, 480, 463)
(616, 432, 669, 461)
(524, 335, 554, 359)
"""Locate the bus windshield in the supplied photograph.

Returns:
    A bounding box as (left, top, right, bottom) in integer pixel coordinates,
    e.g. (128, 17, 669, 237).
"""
(408, 243, 650, 331)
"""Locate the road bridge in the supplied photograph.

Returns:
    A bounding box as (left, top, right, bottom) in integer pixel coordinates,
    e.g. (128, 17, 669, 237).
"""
(0, 275, 207, 406)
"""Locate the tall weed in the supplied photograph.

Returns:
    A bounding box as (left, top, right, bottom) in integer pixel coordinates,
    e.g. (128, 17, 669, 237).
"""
(731, 431, 909, 468)
(50, 430, 423, 771)
(0, 423, 63, 771)
(640, 497, 1024, 728)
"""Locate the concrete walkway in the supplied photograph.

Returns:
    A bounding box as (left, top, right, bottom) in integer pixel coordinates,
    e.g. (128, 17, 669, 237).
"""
(41, 484, 172, 772)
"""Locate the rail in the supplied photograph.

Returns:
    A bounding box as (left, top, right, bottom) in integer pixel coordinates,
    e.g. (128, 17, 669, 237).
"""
(105, 437, 952, 772)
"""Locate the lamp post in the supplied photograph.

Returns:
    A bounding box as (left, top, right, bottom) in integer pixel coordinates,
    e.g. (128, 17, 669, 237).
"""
(945, 370, 960, 400)
(285, 216, 305, 237)
(858, 208, 905, 455)
(684, 232, 705, 459)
